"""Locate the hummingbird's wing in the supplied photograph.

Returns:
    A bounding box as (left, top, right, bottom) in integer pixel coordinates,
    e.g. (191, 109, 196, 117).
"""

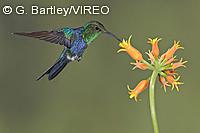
(14, 28, 73, 47)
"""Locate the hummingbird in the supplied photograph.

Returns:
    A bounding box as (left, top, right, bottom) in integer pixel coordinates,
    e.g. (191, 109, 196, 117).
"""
(14, 20, 121, 80)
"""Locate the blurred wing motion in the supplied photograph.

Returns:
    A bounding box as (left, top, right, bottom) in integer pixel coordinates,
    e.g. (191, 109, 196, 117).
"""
(13, 28, 72, 47)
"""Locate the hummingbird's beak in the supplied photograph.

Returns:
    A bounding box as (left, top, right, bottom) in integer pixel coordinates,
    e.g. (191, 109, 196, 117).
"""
(104, 30, 122, 42)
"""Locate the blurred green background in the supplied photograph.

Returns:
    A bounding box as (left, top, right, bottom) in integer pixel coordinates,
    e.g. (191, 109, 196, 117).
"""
(0, 0, 199, 133)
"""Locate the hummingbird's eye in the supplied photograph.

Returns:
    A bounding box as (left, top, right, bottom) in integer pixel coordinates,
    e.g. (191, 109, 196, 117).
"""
(95, 26, 101, 31)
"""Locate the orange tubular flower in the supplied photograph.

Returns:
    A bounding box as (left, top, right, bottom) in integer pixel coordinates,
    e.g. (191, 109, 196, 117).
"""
(159, 76, 170, 92)
(147, 38, 161, 58)
(117, 36, 143, 61)
(162, 41, 184, 61)
(164, 56, 176, 65)
(127, 80, 149, 101)
(171, 58, 187, 69)
(166, 75, 183, 91)
(130, 61, 148, 70)
(164, 70, 177, 76)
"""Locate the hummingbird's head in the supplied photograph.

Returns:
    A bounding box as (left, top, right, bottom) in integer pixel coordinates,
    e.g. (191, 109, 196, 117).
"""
(83, 20, 121, 44)
(84, 20, 107, 33)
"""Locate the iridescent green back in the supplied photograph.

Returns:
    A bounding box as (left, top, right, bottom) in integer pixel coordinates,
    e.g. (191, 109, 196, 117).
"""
(62, 27, 74, 39)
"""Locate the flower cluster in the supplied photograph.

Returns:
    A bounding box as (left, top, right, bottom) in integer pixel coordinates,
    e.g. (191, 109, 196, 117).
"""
(117, 36, 187, 101)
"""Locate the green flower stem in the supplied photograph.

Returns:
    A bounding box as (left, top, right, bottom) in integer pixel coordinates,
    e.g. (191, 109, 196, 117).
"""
(149, 70, 159, 133)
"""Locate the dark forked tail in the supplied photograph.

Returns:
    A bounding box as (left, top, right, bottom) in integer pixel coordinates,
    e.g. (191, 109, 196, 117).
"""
(37, 48, 71, 80)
